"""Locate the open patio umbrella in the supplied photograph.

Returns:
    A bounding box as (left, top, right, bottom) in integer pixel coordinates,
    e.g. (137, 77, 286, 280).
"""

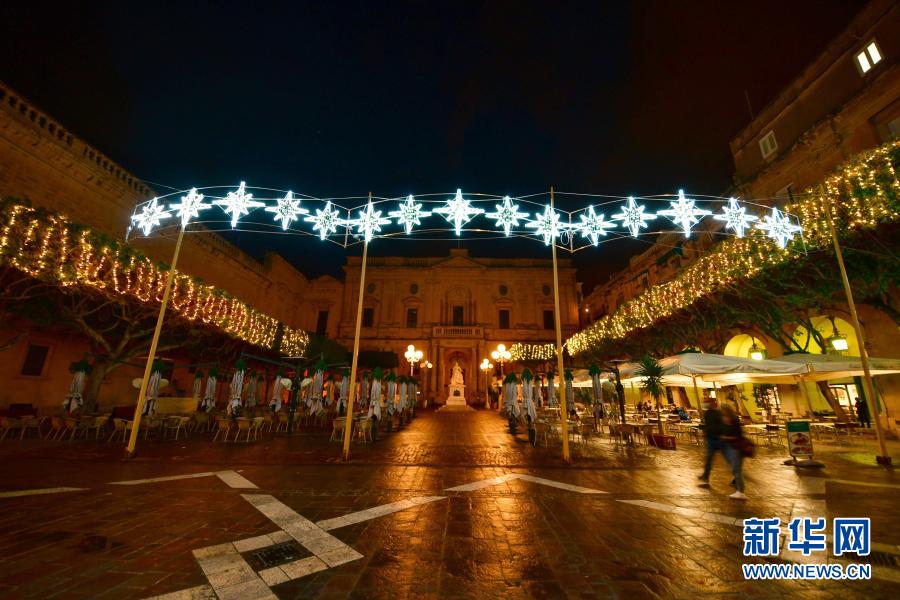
(228, 359, 246, 416)
(547, 371, 557, 407)
(64, 359, 90, 414)
(201, 368, 218, 412)
(368, 367, 382, 421)
(269, 370, 285, 412)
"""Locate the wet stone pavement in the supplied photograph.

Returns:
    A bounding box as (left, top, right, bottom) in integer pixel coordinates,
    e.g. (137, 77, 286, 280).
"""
(0, 407, 899, 599)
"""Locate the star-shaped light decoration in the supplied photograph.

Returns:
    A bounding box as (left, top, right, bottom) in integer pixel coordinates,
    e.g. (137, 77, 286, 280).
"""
(485, 196, 529, 236)
(525, 204, 563, 245)
(433, 189, 484, 236)
(347, 201, 391, 243)
(169, 188, 212, 227)
(265, 191, 309, 231)
(577, 205, 615, 246)
(656, 189, 711, 238)
(388, 194, 431, 234)
(214, 181, 264, 228)
(304, 200, 342, 240)
(757, 206, 802, 249)
(713, 197, 758, 238)
(131, 197, 171, 236)
(612, 196, 655, 237)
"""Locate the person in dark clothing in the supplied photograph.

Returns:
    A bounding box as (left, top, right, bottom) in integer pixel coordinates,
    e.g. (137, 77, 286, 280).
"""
(720, 404, 747, 500)
(856, 398, 871, 428)
(698, 401, 724, 485)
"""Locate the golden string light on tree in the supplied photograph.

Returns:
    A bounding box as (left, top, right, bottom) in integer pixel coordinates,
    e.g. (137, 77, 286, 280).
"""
(509, 342, 556, 362)
(0, 202, 309, 356)
(567, 140, 900, 356)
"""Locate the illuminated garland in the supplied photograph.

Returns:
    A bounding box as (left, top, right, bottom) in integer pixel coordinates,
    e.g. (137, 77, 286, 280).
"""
(0, 203, 309, 356)
(509, 342, 556, 362)
(567, 140, 900, 356)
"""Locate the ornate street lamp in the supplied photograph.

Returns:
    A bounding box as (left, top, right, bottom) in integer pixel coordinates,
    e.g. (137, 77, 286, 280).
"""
(405, 344, 423, 375)
(480, 358, 493, 409)
(828, 329, 849, 353)
(491, 343, 511, 374)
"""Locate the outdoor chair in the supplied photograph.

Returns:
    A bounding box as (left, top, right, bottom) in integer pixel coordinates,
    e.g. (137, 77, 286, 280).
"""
(607, 423, 626, 447)
(47, 416, 67, 441)
(63, 417, 90, 441)
(0, 417, 24, 441)
(212, 417, 233, 442)
(260, 413, 274, 432)
(192, 412, 210, 432)
(164, 416, 191, 441)
(251, 416, 265, 439)
(107, 418, 133, 443)
(275, 412, 289, 433)
(85, 415, 110, 440)
(234, 417, 253, 442)
(143, 417, 163, 440)
(330, 418, 346, 442)
(354, 418, 373, 443)
(20, 415, 47, 439)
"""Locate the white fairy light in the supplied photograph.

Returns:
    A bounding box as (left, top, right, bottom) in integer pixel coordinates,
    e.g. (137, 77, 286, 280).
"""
(388, 194, 431, 234)
(714, 197, 758, 238)
(612, 196, 655, 237)
(214, 181, 264, 228)
(485, 195, 529, 236)
(347, 200, 391, 243)
(656, 189, 711, 238)
(304, 200, 342, 240)
(433, 189, 484, 236)
(131, 198, 171, 236)
(169, 188, 212, 228)
(757, 206, 802, 249)
(525, 204, 563, 245)
(577, 205, 615, 246)
(265, 190, 309, 231)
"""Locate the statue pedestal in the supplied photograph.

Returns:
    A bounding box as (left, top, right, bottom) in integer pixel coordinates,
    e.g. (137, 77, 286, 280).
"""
(446, 385, 466, 406)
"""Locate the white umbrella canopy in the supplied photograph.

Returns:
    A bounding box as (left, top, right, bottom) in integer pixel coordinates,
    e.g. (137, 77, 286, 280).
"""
(619, 353, 807, 387)
(775, 353, 900, 381)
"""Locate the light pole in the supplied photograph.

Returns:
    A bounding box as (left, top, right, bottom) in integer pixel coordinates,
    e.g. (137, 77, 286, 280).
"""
(480, 358, 493, 409)
(405, 344, 423, 376)
(421, 360, 432, 407)
(491, 343, 510, 374)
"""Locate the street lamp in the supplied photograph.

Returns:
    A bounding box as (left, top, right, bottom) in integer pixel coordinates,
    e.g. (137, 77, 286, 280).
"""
(491, 343, 511, 374)
(480, 358, 493, 409)
(404, 344, 423, 375)
(828, 330, 849, 353)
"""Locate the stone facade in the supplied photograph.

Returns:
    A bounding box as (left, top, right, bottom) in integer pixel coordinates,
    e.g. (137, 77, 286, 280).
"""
(330, 249, 578, 404)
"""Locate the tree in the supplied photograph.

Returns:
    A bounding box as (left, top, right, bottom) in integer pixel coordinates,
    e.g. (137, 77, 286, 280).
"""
(635, 356, 666, 436)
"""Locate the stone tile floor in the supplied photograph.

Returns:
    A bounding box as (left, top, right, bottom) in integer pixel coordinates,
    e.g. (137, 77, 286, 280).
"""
(0, 408, 898, 598)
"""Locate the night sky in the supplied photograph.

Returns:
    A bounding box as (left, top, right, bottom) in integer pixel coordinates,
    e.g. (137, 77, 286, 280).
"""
(1, 1, 864, 291)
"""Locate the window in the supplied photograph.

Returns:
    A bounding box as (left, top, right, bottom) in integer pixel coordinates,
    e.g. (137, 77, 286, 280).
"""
(452, 306, 464, 326)
(315, 311, 329, 336)
(406, 308, 418, 328)
(855, 40, 882, 75)
(20, 344, 49, 376)
(499, 309, 510, 329)
(543, 310, 554, 330)
(759, 130, 777, 159)
(362, 307, 374, 327)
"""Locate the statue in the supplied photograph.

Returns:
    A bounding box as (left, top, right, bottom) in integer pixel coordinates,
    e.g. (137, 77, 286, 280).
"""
(450, 360, 465, 385)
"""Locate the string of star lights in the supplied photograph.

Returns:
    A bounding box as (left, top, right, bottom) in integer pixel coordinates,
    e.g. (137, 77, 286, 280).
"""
(0, 202, 309, 356)
(566, 140, 900, 356)
(127, 184, 807, 254)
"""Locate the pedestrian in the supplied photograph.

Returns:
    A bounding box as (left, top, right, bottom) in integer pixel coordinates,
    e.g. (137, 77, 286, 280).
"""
(855, 398, 871, 428)
(698, 400, 724, 486)
(721, 404, 749, 500)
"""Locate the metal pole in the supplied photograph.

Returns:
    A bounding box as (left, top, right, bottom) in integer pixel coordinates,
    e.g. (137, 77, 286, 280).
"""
(691, 374, 702, 411)
(126, 225, 185, 456)
(341, 194, 371, 461)
(824, 203, 891, 465)
(550, 187, 571, 464)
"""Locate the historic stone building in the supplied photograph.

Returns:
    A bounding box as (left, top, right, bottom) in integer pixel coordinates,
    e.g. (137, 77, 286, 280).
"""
(327, 250, 578, 405)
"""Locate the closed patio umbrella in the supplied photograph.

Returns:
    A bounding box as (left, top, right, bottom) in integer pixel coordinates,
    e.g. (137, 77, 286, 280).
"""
(64, 359, 90, 414)
(368, 367, 382, 421)
(143, 360, 165, 416)
(309, 359, 325, 416)
(192, 371, 203, 403)
(229, 359, 246, 416)
(269, 370, 284, 412)
(338, 368, 349, 414)
(522, 369, 537, 424)
(399, 376, 408, 412)
(547, 371, 557, 407)
(202, 369, 218, 412)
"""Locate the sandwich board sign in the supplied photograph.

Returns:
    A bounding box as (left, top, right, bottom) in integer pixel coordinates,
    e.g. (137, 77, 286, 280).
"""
(786, 419, 814, 459)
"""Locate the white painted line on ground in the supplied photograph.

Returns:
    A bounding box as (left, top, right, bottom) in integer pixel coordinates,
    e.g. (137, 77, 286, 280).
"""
(215, 470, 259, 489)
(315, 495, 446, 531)
(446, 473, 607, 494)
(144, 584, 216, 599)
(109, 472, 216, 485)
(109, 470, 257, 489)
(192, 542, 276, 600)
(825, 478, 900, 490)
(0, 486, 88, 499)
(616, 498, 740, 525)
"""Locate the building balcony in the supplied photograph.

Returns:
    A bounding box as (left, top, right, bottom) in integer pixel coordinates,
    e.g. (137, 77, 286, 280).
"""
(432, 325, 484, 338)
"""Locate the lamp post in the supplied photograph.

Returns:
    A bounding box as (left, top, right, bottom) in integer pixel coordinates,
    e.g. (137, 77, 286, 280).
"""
(491, 343, 511, 374)
(421, 360, 432, 407)
(405, 344, 423, 376)
(480, 358, 493, 409)
(748, 338, 766, 361)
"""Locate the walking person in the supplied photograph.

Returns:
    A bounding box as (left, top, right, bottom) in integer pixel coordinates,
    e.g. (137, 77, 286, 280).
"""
(855, 398, 871, 428)
(721, 404, 749, 500)
(698, 400, 725, 487)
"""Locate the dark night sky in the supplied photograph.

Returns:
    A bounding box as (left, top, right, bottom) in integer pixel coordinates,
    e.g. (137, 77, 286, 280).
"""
(1, 0, 864, 291)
